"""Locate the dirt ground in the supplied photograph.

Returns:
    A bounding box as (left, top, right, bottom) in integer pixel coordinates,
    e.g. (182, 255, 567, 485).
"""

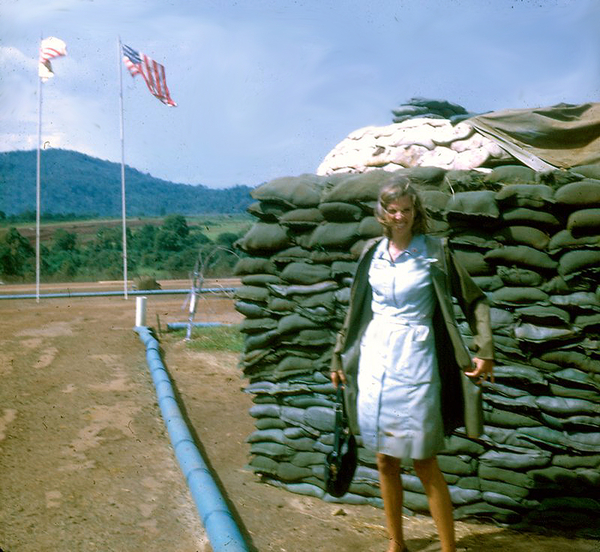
(0, 280, 598, 552)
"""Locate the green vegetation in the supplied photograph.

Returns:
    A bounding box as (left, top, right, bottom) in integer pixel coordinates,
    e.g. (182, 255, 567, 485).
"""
(0, 149, 255, 217)
(168, 325, 244, 353)
(0, 214, 251, 283)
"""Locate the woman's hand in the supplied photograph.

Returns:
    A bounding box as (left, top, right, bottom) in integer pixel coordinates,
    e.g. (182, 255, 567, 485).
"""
(465, 358, 494, 384)
(330, 369, 346, 388)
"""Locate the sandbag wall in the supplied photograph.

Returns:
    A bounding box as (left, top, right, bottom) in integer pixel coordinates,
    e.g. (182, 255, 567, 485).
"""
(234, 165, 600, 526)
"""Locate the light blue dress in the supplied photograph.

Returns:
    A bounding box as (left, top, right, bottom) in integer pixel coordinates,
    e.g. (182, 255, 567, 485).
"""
(357, 234, 445, 460)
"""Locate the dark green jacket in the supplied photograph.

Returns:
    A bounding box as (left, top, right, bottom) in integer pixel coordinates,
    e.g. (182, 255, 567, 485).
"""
(331, 235, 494, 439)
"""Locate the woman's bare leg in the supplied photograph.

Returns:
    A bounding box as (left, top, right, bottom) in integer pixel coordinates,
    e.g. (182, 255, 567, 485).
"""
(413, 457, 456, 552)
(377, 453, 406, 552)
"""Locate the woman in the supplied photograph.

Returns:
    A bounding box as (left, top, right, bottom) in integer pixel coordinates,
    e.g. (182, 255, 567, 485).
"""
(330, 174, 494, 552)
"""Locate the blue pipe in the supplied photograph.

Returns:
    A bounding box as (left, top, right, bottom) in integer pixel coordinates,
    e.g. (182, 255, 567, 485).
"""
(0, 288, 236, 300)
(134, 325, 249, 552)
(167, 322, 233, 331)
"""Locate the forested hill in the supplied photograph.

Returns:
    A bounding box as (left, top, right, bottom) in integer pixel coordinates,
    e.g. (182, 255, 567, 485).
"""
(0, 149, 254, 216)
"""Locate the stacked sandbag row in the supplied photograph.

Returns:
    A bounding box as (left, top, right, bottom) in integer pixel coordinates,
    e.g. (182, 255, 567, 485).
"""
(316, 119, 513, 176)
(234, 165, 600, 526)
(392, 97, 473, 124)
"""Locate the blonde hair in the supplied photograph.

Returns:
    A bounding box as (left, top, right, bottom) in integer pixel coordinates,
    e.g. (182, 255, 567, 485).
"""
(375, 174, 429, 237)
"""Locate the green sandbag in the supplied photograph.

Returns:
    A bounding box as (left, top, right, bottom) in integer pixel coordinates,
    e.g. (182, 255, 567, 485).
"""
(247, 200, 289, 221)
(310, 250, 357, 263)
(501, 207, 561, 230)
(492, 364, 548, 386)
(445, 191, 500, 220)
(437, 455, 477, 476)
(490, 307, 515, 329)
(514, 322, 576, 343)
(451, 249, 493, 275)
(490, 286, 549, 306)
(450, 230, 501, 250)
(273, 246, 312, 262)
(480, 479, 531, 499)
(552, 454, 600, 469)
(485, 165, 536, 184)
(267, 297, 297, 312)
(497, 266, 543, 286)
(448, 486, 481, 505)
(281, 262, 331, 285)
(516, 305, 570, 325)
(291, 451, 327, 468)
(559, 249, 600, 276)
(483, 407, 542, 429)
(238, 222, 290, 253)
(250, 441, 294, 459)
(318, 201, 364, 221)
(571, 164, 600, 179)
(480, 449, 552, 470)
(241, 317, 279, 334)
(277, 314, 319, 334)
(235, 285, 271, 303)
(483, 491, 540, 511)
(495, 184, 554, 209)
(472, 275, 504, 291)
(244, 329, 279, 351)
(304, 406, 335, 432)
(234, 256, 277, 275)
(235, 300, 267, 318)
(268, 280, 339, 297)
(442, 170, 487, 193)
(276, 356, 315, 374)
(548, 229, 600, 254)
(309, 222, 360, 248)
(453, 501, 521, 523)
(421, 190, 450, 214)
(479, 464, 533, 488)
(549, 291, 600, 310)
(321, 170, 391, 202)
(555, 179, 600, 207)
(535, 396, 600, 416)
(249, 454, 279, 474)
(574, 313, 600, 330)
(280, 208, 324, 228)
(277, 461, 314, 481)
(251, 174, 325, 207)
(358, 216, 383, 238)
(255, 417, 287, 430)
(441, 435, 485, 456)
(241, 274, 281, 286)
(484, 245, 557, 271)
(495, 226, 550, 250)
(567, 208, 600, 234)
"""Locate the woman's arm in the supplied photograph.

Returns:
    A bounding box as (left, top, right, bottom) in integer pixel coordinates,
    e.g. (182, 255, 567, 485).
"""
(446, 245, 495, 382)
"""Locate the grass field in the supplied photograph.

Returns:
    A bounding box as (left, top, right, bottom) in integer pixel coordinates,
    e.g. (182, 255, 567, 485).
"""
(1, 213, 253, 246)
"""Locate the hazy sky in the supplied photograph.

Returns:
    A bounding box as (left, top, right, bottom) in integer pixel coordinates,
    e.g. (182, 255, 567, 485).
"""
(1, 0, 599, 188)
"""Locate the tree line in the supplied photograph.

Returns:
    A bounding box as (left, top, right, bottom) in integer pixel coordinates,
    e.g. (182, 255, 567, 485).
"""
(0, 215, 245, 283)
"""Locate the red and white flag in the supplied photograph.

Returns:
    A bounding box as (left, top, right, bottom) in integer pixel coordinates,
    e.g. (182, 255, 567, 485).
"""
(122, 44, 177, 107)
(39, 37, 67, 81)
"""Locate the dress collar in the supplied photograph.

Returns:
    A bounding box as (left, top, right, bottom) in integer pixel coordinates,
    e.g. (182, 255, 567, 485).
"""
(375, 234, 426, 263)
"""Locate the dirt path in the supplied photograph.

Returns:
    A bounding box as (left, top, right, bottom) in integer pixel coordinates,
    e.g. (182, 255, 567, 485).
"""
(0, 282, 598, 552)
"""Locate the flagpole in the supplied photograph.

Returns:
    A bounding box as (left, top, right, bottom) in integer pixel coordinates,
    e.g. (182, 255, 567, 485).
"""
(118, 37, 128, 300)
(36, 34, 43, 303)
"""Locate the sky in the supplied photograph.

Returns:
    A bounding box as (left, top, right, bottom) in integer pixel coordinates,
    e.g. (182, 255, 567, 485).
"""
(1, 0, 599, 189)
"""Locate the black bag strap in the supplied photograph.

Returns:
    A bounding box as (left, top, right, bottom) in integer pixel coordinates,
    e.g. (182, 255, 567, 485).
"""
(331, 386, 349, 457)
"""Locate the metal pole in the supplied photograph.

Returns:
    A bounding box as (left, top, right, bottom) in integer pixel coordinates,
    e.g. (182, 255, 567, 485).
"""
(118, 37, 128, 300)
(36, 34, 43, 303)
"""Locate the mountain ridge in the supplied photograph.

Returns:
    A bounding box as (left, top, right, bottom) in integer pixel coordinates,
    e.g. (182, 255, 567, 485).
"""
(0, 149, 254, 216)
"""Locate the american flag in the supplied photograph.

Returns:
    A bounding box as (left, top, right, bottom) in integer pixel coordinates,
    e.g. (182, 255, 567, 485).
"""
(39, 37, 67, 81)
(122, 44, 177, 107)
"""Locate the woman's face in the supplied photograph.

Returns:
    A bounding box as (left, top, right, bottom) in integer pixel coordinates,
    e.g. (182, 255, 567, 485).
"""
(383, 195, 415, 236)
